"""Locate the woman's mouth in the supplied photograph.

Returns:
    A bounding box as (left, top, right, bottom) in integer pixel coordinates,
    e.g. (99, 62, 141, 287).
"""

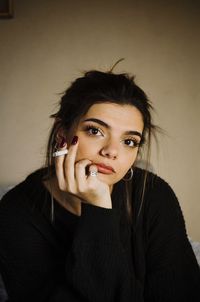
(94, 163, 115, 175)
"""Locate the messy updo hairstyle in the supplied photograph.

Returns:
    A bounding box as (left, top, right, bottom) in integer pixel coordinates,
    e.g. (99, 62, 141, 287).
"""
(45, 65, 157, 223)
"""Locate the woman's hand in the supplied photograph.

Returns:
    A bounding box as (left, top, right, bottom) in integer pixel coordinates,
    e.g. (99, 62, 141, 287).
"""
(55, 136, 112, 209)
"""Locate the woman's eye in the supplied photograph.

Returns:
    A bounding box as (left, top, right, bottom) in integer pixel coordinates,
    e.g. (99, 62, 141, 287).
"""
(124, 139, 140, 148)
(86, 126, 102, 136)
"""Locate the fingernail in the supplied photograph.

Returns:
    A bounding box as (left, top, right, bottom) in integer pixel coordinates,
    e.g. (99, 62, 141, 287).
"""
(71, 136, 78, 145)
(59, 137, 67, 148)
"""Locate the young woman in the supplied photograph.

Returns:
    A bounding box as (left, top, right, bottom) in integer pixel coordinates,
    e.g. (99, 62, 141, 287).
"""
(0, 69, 199, 302)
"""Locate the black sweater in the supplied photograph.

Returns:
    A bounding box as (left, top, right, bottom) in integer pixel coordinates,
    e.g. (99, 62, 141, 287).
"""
(0, 168, 199, 302)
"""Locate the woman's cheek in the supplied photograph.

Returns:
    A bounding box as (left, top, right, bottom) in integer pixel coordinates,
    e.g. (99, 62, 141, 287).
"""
(77, 138, 100, 157)
(75, 142, 93, 161)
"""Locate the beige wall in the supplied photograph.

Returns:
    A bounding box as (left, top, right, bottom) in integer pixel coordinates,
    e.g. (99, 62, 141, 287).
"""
(0, 0, 200, 240)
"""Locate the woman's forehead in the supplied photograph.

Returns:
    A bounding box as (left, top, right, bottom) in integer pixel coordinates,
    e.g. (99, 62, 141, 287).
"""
(81, 103, 144, 131)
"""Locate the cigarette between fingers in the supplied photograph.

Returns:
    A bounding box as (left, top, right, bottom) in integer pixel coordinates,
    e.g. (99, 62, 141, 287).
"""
(53, 149, 68, 157)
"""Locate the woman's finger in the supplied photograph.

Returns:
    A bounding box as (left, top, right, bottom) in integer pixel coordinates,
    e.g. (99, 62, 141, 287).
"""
(54, 145, 68, 190)
(64, 136, 79, 192)
(87, 164, 98, 178)
(86, 164, 99, 188)
(75, 159, 93, 191)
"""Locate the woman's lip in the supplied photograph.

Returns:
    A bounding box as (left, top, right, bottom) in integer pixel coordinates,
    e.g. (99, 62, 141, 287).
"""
(94, 164, 115, 174)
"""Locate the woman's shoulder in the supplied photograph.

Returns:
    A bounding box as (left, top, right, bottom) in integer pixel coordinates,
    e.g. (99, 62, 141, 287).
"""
(133, 168, 188, 245)
(133, 166, 169, 186)
(0, 168, 48, 217)
(0, 168, 52, 252)
(133, 167, 176, 196)
(133, 167, 182, 218)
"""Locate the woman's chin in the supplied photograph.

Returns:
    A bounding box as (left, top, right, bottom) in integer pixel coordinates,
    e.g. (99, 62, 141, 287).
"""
(97, 172, 119, 186)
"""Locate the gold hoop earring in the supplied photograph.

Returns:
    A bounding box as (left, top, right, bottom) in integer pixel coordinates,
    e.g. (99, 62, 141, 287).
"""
(123, 167, 133, 181)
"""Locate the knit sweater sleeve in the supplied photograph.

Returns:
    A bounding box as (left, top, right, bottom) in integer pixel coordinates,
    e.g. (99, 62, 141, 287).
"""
(144, 177, 200, 302)
(64, 203, 135, 302)
(0, 188, 136, 302)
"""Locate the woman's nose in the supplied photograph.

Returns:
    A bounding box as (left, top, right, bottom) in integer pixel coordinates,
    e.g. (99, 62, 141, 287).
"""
(99, 140, 118, 159)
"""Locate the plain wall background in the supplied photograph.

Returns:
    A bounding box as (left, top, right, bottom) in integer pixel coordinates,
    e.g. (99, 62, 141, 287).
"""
(0, 0, 200, 240)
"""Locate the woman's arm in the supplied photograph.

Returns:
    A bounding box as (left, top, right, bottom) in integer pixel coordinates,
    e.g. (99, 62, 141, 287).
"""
(0, 189, 136, 302)
(64, 203, 135, 302)
(144, 177, 200, 302)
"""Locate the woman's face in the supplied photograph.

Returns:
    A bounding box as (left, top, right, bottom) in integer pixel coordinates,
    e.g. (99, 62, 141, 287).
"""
(69, 103, 144, 187)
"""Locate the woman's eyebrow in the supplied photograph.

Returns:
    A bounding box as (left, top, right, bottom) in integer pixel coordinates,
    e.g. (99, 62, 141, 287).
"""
(82, 118, 142, 138)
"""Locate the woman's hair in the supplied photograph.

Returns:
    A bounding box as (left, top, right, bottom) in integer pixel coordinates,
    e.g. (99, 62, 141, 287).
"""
(45, 68, 157, 222)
